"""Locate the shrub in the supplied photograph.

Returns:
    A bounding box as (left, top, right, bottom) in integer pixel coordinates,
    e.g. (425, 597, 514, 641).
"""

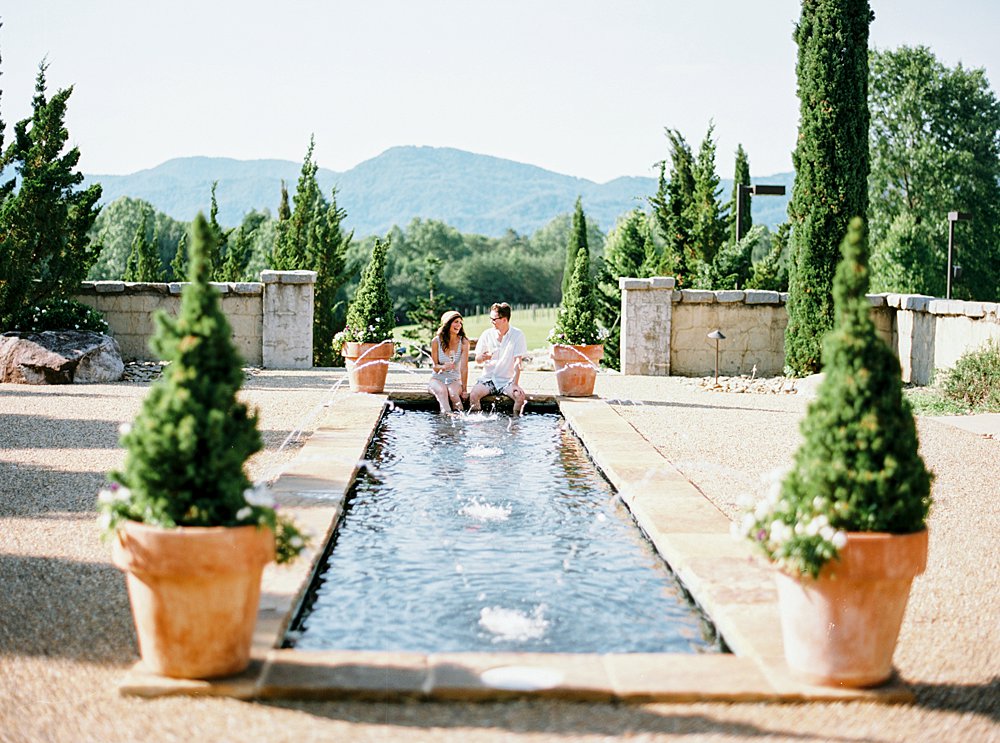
(940, 340, 1000, 412)
(97, 213, 305, 564)
(549, 234, 602, 346)
(11, 298, 109, 333)
(335, 236, 394, 346)
(737, 218, 932, 577)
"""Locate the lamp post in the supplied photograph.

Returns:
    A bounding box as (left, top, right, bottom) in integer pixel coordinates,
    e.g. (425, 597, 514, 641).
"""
(707, 329, 725, 384)
(946, 211, 972, 300)
(736, 184, 787, 242)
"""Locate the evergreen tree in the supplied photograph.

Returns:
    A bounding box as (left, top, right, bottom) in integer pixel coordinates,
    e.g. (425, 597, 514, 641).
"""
(342, 236, 394, 343)
(217, 218, 253, 283)
(123, 208, 165, 282)
(403, 255, 453, 350)
(648, 129, 696, 286)
(111, 213, 262, 527)
(562, 197, 588, 298)
(690, 122, 729, 265)
(271, 139, 319, 271)
(311, 187, 352, 366)
(170, 233, 189, 281)
(784, 0, 872, 376)
(699, 224, 764, 290)
(550, 238, 601, 347)
(206, 181, 231, 280)
(596, 209, 656, 370)
(0, 63, 102, 327)
(746, 223, 790, 292)
(728, 144, 752, 242)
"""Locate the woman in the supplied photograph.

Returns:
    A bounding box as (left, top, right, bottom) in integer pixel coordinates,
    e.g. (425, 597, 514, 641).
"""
(428, 310, 470, 414)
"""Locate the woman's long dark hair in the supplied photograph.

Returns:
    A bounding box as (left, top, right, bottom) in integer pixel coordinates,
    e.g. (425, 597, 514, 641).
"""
(438, 315, 467, 353)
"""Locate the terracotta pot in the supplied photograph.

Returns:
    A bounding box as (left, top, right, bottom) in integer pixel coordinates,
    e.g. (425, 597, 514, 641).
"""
(774, 529, 928, 688)
(342, 341, 394, 393)
(112, 521, 275, 679)
(551, 344, 604, 397)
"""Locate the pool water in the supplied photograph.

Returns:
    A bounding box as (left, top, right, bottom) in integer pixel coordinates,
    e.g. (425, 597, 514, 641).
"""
(286, 406, 721, 654)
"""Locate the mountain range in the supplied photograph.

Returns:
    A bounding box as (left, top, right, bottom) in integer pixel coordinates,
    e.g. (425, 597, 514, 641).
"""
(82, 145, 793, 237)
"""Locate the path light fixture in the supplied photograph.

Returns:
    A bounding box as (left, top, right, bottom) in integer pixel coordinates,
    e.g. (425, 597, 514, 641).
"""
(736, 184, 787, 242)
(707, 329, 725, 384)
(946, 211, 972, 300)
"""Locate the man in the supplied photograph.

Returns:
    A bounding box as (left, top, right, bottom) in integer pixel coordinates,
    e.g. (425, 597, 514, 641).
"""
(469, 302, 528, 415)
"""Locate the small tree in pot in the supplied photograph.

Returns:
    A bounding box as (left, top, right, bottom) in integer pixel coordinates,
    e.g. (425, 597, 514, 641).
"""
(548, 227, 604, 397)
(98, 213, 305, 679)
(736, 217, 932, 687)
(334, 236, 395, 393)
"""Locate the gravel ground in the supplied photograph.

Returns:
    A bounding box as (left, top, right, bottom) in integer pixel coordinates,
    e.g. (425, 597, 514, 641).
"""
(1, 369, 997, 743)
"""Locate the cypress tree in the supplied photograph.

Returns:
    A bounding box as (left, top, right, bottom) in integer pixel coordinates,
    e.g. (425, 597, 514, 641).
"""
(311, 187, 352, 366)
(550, 233, 601, 347)
(690, 122, 728, 265)
(728, 144, 752, 242)
(562, 197, 588, 298)
(270, 141, 351, 365)
(123, 209, 165, 282)
(596, 209, 656, 369)
(0, 63, 102, 327)
(648, 129, 696, 286)
(170, 233, 188, 281)
(206, 181, 231, 280)
(784, 0, 872, 376)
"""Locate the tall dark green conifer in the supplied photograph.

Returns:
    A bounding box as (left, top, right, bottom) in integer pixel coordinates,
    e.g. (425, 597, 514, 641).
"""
(270, 139, 351, 365)
(206, 181, 231, 280)
(562, 197, 588, 298)
(170, 233, 188, 281)
(728, 144, 752, 242)
(0, 63, 102, 327)
(690, 122, 728, 265)
(784, 0, 872, 375)
(648, 129, 696, 286)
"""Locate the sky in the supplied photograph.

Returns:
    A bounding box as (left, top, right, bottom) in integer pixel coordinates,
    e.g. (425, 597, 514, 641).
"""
(3, 1, 999, 183)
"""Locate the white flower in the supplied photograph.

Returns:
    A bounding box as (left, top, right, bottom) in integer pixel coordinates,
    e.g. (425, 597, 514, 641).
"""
(97, 513, 112, 531)
(97, 488, 115, 506)
(739, 512, 756, 537)
(805, 514, 829, 537)
(290, 536, 304, 549)
(819, 525, 836, 542)
(236, 506, 253, 521)
(832, 531, 848, 549)
(243, 484, 274, 508)
(754, 499, 772, 520)
(118, 422, 132, 436)
(812, 496, 827, 511)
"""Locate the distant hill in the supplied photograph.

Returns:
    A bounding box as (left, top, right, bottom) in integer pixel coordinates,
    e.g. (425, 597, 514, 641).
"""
(82, 146, 793, 237)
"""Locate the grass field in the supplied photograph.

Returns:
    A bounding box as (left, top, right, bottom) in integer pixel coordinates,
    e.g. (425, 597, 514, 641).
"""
(394, 306, 559, 351)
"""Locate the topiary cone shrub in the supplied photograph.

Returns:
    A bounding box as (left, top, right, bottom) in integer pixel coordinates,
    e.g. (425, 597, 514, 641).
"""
(335, 236, 395, 347)
(738, 216, 932, 578)
(99, 213, 305, 563)
(548, 236, 603, 347)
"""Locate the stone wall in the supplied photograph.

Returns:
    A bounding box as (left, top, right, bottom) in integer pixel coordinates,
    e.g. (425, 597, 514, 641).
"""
(74, 270, 316, 369)
(620, 278, 1000, 383)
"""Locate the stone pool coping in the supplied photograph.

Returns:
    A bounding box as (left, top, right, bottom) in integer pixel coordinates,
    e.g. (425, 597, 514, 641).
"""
(118, 391, 913, 703)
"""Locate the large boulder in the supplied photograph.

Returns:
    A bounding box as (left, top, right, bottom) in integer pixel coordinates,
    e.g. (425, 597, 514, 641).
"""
(0, 330, 125, 384)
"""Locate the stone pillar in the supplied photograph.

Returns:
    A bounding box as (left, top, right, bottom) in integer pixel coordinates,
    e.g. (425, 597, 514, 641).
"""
(261, 270, 316, 369)
(619, 277, 676, 376)
(890, 294, 934, 385)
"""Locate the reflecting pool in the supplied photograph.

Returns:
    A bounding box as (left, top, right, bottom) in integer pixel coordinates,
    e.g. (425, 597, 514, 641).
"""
(287, 406, 721, 654)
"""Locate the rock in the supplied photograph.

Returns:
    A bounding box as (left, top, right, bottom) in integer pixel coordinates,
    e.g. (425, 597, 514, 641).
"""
(0, 330, 124, 384)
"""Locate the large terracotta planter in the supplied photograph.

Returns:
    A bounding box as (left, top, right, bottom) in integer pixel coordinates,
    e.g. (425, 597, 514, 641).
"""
(342, 341, 394, 393)
(774, 529, 928, 688)
(112, 521, 275, 679)
(551, 343, 604, 397)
